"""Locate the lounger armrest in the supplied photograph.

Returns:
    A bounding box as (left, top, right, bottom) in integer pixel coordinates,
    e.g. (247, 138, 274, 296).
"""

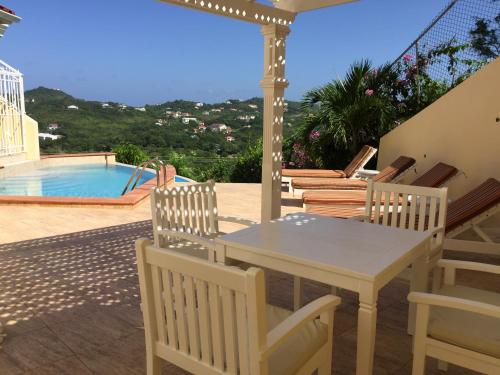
(216, 216, 258, 227)
(157, 229, 215, 250)
(436, 259, 500, 276)
(262, 295, 341, 359)
(408, 292, 500, 319)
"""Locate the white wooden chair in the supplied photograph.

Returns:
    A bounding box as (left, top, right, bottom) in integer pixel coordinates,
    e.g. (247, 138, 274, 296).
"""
(151, 180, 256, 261)
(136, 238, 341, 375)
(293, 181, 448, 310)
(409, 259, 500, 374)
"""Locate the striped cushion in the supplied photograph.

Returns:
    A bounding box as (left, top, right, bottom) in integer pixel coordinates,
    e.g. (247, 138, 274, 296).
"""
(283, 169, 346, 178)
(373, 156, 416, 182)
(446, 178, 500, 232)
(343, 145, 377, 178)
(282, 144, 376, 179)
(411, 162, 457, 187)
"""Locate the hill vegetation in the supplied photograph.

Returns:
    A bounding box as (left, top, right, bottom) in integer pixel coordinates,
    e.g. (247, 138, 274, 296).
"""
(26, 87, 302, 159)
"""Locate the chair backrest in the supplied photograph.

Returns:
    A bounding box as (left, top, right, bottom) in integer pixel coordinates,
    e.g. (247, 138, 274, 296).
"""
(151, 180, 219, 246)
(410, 162, 458, 188)
(373, 156, 416, 183)
(364, 180, 448, 245)
(343, 145, 378, 178)
(136, 239, 268, 375)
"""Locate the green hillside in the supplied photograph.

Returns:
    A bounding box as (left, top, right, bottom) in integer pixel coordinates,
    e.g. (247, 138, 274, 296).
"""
(26, 87, 302, 158)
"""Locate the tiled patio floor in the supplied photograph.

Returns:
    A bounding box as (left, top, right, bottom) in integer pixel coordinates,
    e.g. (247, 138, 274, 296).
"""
(1, 219, 499, 374)
(1, 183, 499, 374)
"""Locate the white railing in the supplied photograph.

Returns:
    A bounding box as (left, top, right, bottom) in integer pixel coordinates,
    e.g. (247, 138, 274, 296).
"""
(0, 59, 25, 156)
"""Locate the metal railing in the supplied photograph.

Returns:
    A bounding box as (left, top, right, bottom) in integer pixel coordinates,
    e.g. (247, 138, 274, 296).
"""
(121, 159, 168, 195)
(390, 0, 499, 104)
(0, 59, 25, 156)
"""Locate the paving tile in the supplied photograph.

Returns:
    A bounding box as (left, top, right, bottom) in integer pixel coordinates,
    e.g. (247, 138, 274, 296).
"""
(0, 352, 24, 375)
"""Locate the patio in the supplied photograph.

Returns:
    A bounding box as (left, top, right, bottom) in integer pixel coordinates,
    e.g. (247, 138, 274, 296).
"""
(0, 183, 498, 374)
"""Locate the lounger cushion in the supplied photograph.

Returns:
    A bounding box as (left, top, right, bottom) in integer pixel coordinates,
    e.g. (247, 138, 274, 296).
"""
(446, 178, 500, 233)
(282, 145, 376, 179)
(267, 304, 328, 375)
(303, 190, 367, 205)
(293, 156, 415, 191)
(292, 178, 368, 191)
(372, 156, 416, 183)
(343, 145, 377, 178)
(411, 162, 457, 187)
(283, 169, 346, 178)
(306, 204, 366, 219)
(429, 284, 500, 358)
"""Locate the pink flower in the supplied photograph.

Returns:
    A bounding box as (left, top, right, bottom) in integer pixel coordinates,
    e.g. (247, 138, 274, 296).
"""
(365, 89, 374, 97)
(403, 54, 413, 62)
(309, 130, 321, 141)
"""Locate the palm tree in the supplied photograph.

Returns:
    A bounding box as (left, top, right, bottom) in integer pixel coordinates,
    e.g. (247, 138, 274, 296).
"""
(297, 60, 398, 168)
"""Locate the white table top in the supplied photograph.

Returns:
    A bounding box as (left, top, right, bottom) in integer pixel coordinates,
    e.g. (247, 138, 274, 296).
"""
(216, 213, 431, 282)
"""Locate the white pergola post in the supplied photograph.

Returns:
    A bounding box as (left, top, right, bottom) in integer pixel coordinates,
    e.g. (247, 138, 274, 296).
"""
(260, 24, 289, 221)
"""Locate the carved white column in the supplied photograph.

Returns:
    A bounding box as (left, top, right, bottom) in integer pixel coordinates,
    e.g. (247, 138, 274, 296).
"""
(260, 23, 290, 222)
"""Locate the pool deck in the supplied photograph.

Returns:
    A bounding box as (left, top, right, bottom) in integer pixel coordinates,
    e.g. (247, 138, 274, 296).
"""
(1, 183, 499, 374)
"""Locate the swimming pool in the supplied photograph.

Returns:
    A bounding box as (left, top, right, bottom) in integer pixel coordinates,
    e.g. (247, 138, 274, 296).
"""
(0, 164, 186, 198)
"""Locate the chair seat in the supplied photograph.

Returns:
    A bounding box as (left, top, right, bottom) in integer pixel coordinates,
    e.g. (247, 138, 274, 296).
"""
(266, 305, 328, 375)
(283, 169, 346, 179)
(430, 285, 500, 358)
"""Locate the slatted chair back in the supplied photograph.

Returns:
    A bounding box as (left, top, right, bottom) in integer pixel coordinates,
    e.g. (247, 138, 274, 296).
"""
(364, 180, 448, 247)
(151, 180, 219, 246)
(136, 239, 268, 375)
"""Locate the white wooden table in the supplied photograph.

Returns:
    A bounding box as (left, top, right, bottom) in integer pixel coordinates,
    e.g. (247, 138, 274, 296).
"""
(215, 213, 433, 375)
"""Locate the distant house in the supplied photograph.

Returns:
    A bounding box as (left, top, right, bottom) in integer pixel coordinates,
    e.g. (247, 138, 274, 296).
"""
(210, 108, 222, 113)
(135, 107, 146, 112)
(202, 111, 210, 116)
(67, 105, 79, 110)
(225, 136, 235, 142)
(182, 117, 198, 125)
(119, 104, 128, 109)
(38, 133, 62, 141)
(248, 104, 258, 109)
(225, 100, 232, 105)
(47, 123, 59, 131)
(237, 115, 255, 121)
(195, 102, 204, 107)
(198, 123, 207, 132)
(208, 123, 227, 132)
(101, 103, 111, 108)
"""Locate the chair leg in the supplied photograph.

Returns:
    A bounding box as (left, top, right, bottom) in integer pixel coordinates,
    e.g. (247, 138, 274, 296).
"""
(293, 276, 304, 311)
(432, 266, 442, 292)
(437, 360, 449, 372)
(147, 354, 162, 375)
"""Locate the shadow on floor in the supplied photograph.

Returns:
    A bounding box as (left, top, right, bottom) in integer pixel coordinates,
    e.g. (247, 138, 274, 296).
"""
(0, 221, 484, 374)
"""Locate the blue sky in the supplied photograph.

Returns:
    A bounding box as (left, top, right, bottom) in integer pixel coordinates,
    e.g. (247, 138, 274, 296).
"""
(1, 0, 449, 105)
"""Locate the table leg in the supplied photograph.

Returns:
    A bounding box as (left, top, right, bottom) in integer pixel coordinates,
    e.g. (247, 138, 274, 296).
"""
(356, 284, 378, 375)
(408, 252, 428, 335)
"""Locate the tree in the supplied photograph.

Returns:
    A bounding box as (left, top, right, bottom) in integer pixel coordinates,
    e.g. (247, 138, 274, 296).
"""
(294, 60, 397, 168)
(469, 3, 500, 60)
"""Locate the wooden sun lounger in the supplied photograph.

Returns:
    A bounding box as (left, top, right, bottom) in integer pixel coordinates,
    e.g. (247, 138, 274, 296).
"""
(308, 178, 500, 256)
(281, 144, 377, 185)
(303, 162, 458, 208)
(291, 155, 416, 196)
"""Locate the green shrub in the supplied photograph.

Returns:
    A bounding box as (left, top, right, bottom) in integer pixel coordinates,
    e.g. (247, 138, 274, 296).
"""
(113, 144, 149, 165)
(231, 140, 262, 183)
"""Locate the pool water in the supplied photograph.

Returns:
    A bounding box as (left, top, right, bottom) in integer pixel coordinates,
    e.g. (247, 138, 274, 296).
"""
(0, 164, 159, 198)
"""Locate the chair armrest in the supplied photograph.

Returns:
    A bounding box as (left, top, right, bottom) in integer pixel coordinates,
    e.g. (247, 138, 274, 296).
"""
(216, 216, 258, 227)
(437, 259, 500, 276)
(157, 229, 215, 250)
(262, 295, 341, 359)
(408, 292, 500, 319)
(356, 169, 380, 180)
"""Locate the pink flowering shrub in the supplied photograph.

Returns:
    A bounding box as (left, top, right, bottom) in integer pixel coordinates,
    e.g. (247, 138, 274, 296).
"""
(365, 89, 374, 96)
(309, 130, 321, 141)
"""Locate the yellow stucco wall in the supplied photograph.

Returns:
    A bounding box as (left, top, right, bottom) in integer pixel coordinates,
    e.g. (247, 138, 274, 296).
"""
(378, 57, 500, 200)
(23, 114, 40, 161)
